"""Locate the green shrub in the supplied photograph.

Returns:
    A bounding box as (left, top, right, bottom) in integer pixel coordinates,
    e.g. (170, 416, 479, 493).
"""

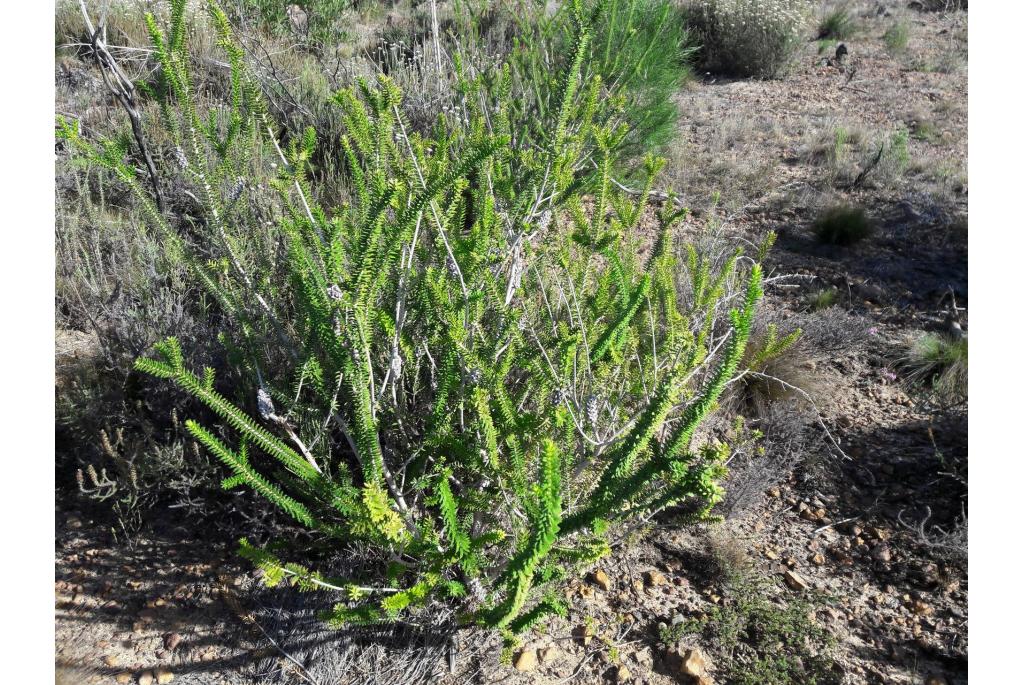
(584, 0, 698, 155)
(689, 0, 813, 78)
(660, 571, 840, 685)
(474, 0, 698, 162)
(240, 0, 699, 190)
(883, 21, 910, 52)
(813, 205, 874, 245)
(59, 0, 766, 642)
(54, 0, 700, 529)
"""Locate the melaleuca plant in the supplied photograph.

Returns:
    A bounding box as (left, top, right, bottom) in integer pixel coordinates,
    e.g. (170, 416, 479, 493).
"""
(495, 0, 697, 161)
(58, 0, 768, 648)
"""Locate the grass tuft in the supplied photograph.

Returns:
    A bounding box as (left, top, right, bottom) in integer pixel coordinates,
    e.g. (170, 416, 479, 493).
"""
(808, 287, 840, 311)
(813, 205, 874, 246)
(817, 7, 856, 40)
(908, 116, 940, 142)
(903, 332, 967, 403)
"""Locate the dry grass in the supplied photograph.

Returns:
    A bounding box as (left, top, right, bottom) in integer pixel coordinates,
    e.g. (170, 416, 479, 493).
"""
(904, 108, 941, 143)
(798, 118, 911, 190)
(57, 0, 220, 69)
(798, 119, 866, 184)
(807, 287, 840, 312)
(911, 0, 968, 13)
(718, 401, 817, 518)
(706, 524, 752, 581)
(248, 585, 462, 685)
(662, 109, 781, 212)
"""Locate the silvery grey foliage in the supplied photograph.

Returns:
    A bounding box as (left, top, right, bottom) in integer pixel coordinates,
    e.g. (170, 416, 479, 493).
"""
(257, 386, 276, 421)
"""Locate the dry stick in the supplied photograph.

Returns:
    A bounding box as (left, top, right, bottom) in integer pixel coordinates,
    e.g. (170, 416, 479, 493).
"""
(328, 410, 418, 539)
(391, 106, 477, 435)
(237, 31, 309, 117)
(186, 127, 295, 362)
(260, 114, 320, 235)
(221, 584, 322, 685)
(525, 325, 601, 450)
(607, 174, 685, 209)
(308, 372, 346, 454)
(252, 363, 322, 474)
(376, 216, 421, 406)
(126, 17, 300, 365)
(57, 41, 159, 61)
(282, 424, 321, 474)
(897, 503, 966, 555)
(273, 565, 401, 595)
(551, 623, 636, 685)
(219, 31, 321, 240)
(248, 620, 322, 685)
(429, 0, 444, 87)
(78, 0, 165, 214)
(222, 11, 322, 236)
(326, 315, 417, 534)
(565, 334, 721, 485)
(392, 105, 471, 308)
(812, 514, 860, 537)
(847, 144, 884, 190)
(380, 233, 426, 460)
(840, 84, 871, 96)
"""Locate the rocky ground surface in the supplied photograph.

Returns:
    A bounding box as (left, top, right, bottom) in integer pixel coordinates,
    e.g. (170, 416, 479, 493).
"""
(56, 2, 967, 683)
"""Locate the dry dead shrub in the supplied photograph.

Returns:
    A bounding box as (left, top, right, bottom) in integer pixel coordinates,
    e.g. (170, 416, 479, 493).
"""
(705, 523, 752, 583)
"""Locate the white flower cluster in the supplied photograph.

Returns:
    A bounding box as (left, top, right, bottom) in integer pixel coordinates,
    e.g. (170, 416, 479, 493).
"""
(227, 177, 245, 204)
(173, 146, 189, 169)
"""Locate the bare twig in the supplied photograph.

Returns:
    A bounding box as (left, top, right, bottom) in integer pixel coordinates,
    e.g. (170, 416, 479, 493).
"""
(244, 609, 323, 685)
(812, 514, 860, 537)
(429, 0, 444, 86)
(847, 144, 884, 190)
(78, 0, 165, 213)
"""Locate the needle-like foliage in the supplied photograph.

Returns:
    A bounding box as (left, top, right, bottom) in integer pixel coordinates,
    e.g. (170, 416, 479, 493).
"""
(59, 0, 768, 641)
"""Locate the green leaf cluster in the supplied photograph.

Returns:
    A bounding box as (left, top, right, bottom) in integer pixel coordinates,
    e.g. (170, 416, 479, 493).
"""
(64, 0, 769, 639)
